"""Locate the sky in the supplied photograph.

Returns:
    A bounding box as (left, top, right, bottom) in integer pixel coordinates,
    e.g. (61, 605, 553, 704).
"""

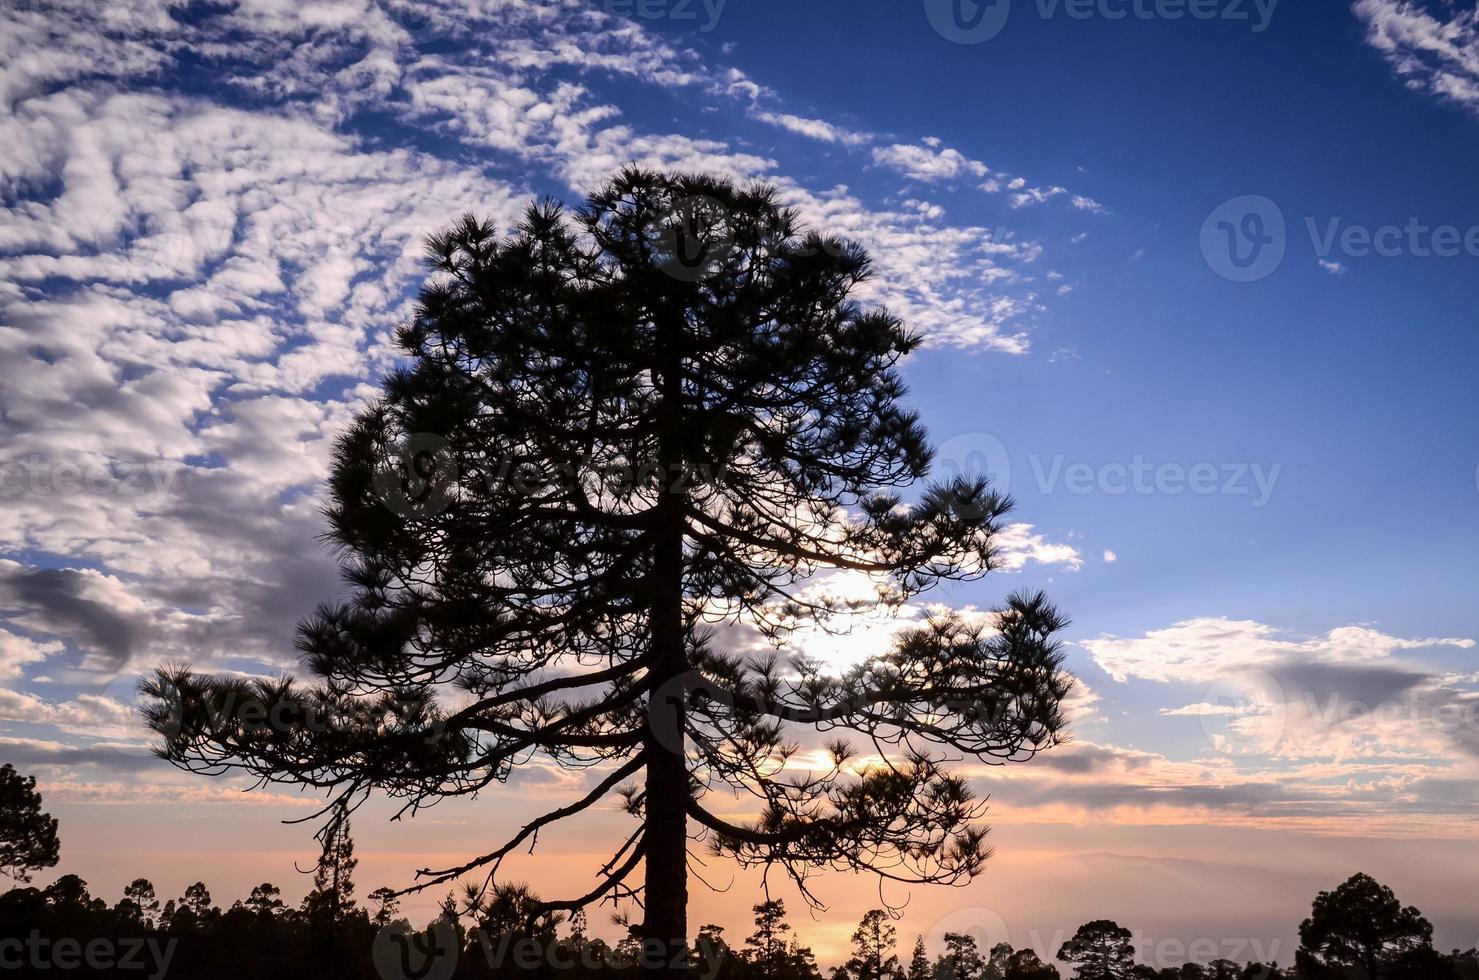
(3, 0, 1479, 970)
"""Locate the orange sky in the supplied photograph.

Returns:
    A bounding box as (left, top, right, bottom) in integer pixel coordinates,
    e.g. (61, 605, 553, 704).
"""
(36, 773, 1479, 972)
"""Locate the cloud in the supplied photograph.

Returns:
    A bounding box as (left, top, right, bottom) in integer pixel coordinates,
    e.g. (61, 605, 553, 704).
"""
(0, 628, 63, 682)
(872, 142, 991, 182)
(1085, 617, 1479, 774)
(1082, 617, 1473, 685)
(0, 0, 1107, 791)
(1319, 258, 1348, 276)
(993, 523, 1084, 571)
(0, 562, 150, 669)
(1354, 0, 1479, 114)
(752, 111, 870, 146)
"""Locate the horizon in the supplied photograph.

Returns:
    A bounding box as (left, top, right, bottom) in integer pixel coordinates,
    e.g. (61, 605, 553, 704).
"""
(3, 0, 1479, 976)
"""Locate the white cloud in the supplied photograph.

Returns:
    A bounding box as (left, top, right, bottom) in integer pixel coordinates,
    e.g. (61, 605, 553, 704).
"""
(1088, 617, 1479, 768)
(0, 629, 64, 682)
(1084, 617, 1473, 685)
(753, 111, 870, 146)
(992, 523, 1084, 571)
(1354, 0, 1479, 114)
(872, 142, 990, 182)
(0, 0, 1105, 778)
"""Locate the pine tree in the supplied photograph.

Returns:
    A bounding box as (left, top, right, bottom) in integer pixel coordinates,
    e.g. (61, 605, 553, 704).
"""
(245, 882, 285, 917)
(908, 936, 932, 980)
(146, 168, 1073, 976)
(940, 932, 985, 980)
(848, 910, 900, 980)
(119, 878, 159, 928)
(301, 814, 358, 926)
(746, 899, 795, 977)
(1057, 921, 1135, 980)
(367, 886, 399, 927)
(0, 764, 60, 883)
(1296, 873, 1437, 979)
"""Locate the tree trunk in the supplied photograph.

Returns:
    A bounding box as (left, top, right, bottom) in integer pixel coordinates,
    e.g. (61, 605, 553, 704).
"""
(643, 676, 688, 976)
(643, 308, 689, 977)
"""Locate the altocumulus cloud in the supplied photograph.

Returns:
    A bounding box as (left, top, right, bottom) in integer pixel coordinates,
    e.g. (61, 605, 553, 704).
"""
(0, 0, 1103, 791)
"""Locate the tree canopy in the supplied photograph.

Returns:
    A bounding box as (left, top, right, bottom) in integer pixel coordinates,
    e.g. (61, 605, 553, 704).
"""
(143, 168, 1072, 972)
(1057, 920, 1136, 980)
(0, 762, 60, 883)
(1296, 873, 1437, 979)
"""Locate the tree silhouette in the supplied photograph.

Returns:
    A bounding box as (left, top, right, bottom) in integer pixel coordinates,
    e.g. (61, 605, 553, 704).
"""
(246, 882, 286, 918)
(367, 886, 399, 927)
(845, 909, 900, 980)
(939, 931, 986, 980)
(170, 879, 217, 932)
(1058, 921, 1135, 980)
(301, 813, 359, 926)
(1296, 873, 1437, 979)
(143, 168, 1072, 973)
(740, 899, 822, 980)
(44, 873, 96, 911)
(907, 936, 931, 980)
(120, 877, 159, 927)
(9, 854, 1478, 980)
(1001, 948, 1060, 980)
(745, 899, 794, 976)
(0, 764, 60, 883)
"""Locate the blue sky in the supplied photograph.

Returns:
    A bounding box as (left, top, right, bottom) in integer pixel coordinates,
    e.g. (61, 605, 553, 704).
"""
(3, 0, 1479, 968)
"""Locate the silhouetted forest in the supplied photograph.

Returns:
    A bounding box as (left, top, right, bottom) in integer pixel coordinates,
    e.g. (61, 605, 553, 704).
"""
(2, 799, 1476, 980)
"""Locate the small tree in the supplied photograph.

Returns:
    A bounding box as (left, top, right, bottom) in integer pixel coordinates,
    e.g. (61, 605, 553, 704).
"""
(44, 873, 93, 909)
(939, 932, 985, 980)
(176, 881, 215, 928)
(908, 936, 932, 980)
(121, 878, 160, 928)
(0, 763, 60, 883)
(1058, 921, 1135, 980)
(746, 899, 795, 976)
(146, 168, 1072, 975)
(985, 943, 1013, 980)
(696, 924, 740, 979)
(368, 886, 399, 927)
(300, 814, 358, 926)
(1003, 948, 1060, 980)
(1297, 873, 1435, 979)
(245, 882, 285, 917)
(847, 909, 900, 980)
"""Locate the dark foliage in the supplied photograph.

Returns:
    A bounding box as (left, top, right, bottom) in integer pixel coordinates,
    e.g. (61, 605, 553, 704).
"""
(141, 168, 1074, 966)
(3, 868, 1476, 979)
(0, 762, 60, 883)
(1296, 874, 1445, 980)
(1057, 920, 1136, 980)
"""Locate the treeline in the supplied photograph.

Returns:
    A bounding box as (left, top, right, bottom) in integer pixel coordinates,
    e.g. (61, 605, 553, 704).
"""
(4, 864, 1479, 978)
(3, 768, 1476, 978)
